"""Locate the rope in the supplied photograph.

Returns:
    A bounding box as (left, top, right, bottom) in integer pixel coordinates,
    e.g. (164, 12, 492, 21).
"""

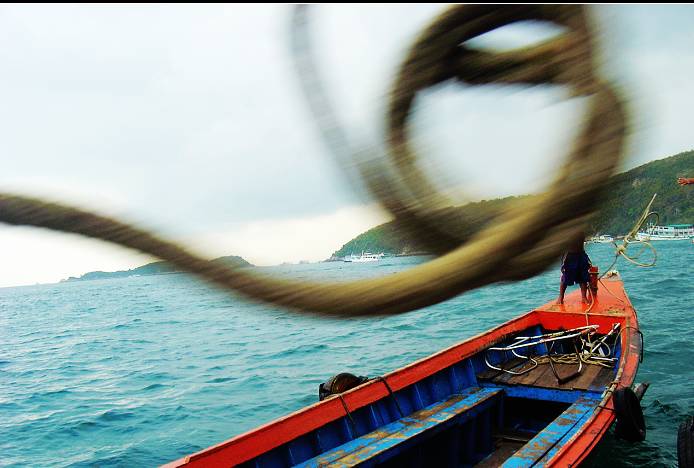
(0, 5, 627, 318)
(583, 194, 657, 337)
(535, 353, 614, 369)
(371, 376, 405, 418)
(598, 277, 627, 305)
(599, 193, 658, 279)
(488, 324, 620, 378)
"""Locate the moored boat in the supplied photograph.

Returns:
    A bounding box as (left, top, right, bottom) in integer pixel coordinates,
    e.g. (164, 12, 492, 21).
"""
(586, 234, 614, 244)
(343, 252, 385, 263)
(636, 223, 693, 241)
(165, 272, 645, 468)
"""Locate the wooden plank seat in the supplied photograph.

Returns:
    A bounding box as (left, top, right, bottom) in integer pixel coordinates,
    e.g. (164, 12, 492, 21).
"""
(296, 387, 503, 467)
(501, 396, 600, 467)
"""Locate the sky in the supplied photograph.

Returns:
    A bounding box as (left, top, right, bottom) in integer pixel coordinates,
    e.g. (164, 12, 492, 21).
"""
(0, 5, 693, 287)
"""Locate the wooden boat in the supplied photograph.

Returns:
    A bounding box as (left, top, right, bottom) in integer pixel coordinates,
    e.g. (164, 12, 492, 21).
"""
(164, 273, 645, 467)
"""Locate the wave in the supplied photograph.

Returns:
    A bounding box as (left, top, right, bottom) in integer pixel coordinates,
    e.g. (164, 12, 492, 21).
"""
(97, 408, 136, 422)
(205, 376, 235, 384)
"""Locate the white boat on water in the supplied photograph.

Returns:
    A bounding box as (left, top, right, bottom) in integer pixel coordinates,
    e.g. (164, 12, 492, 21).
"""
(636, 223, 694, 241)
(343, 252, 385, 263)
(586, 234, 614, 244)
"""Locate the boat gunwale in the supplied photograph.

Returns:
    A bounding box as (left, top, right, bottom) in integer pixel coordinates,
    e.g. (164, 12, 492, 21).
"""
(163, 311, 539, 467)
(548, 310, 641, 465)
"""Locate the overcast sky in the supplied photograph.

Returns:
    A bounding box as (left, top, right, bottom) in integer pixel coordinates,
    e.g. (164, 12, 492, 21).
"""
(1, 5, 692, 287)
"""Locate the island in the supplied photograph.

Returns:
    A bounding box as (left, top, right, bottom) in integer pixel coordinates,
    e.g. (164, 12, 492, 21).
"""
(63, 255, 252, 282)
(331, 150, 694, 258)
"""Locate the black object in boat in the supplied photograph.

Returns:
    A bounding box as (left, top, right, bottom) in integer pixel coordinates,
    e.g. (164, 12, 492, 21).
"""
(678, 415, 694, 468)
(614, 387, 646, 442)
(319, 373, 369, 401)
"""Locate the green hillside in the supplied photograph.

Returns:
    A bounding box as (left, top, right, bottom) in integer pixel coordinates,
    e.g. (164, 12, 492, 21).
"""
(66, 255, 252, 282)
(590, 151, 693, 234)
(331, 197, 527, 258)
(332, 151, 693, 258)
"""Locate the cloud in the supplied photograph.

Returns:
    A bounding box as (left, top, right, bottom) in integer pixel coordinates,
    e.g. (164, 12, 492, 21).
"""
(1, 5, 692, 286)
(0, 227, 153, 287)
(0, 204, 390, 288)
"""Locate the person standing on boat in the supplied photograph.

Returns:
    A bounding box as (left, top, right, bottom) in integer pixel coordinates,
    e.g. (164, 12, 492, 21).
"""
(557, 234, 592, 305)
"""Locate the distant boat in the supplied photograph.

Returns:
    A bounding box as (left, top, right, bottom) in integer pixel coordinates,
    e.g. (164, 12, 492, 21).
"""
(636, 223, 693, 241)
(586, 234, 614, 244)
(343, 252, 385, 263)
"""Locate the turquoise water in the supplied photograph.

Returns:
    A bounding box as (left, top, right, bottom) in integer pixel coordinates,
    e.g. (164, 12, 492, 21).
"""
(1, 242, 691, 467)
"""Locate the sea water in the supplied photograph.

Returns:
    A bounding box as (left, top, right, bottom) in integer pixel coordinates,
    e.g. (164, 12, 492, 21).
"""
(1, 242, 691, 467)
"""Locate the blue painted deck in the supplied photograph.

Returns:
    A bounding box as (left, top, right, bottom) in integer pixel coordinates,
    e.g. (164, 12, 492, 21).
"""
(501, 396, 601, 467)
(298, 387, 502, 467)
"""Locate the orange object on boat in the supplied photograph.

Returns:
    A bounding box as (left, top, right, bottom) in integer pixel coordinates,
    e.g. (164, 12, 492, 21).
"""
(589, 265, 600, 296)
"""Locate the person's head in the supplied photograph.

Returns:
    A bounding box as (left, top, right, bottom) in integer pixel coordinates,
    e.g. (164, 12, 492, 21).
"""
(569, 230, 586, 251)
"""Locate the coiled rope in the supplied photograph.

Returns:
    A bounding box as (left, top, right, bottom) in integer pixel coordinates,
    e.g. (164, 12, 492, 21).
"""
(602, 192, 659, 276)
(0, 5, 627, 317)
(579, 193, 658, 318)
(578, 194, 657, 341)
(484, 325, 619, 379)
